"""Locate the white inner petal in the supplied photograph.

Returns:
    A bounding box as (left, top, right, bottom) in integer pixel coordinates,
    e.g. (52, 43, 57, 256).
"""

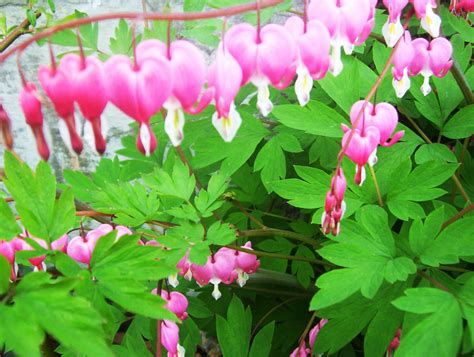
(256, 84, 273, 117)
(421, 74, 432, 96)
(139, 123, 152, 156)
(393, 68, 411, 98)
(165, 108, 185, 147)
(329, 45, 343, 77)
(295, 66, 313, 107)
(212, 102, 242, 142)
(382, 18, 404, 48)
(421, 5, 441, 38)
(168, 273, 179, 288)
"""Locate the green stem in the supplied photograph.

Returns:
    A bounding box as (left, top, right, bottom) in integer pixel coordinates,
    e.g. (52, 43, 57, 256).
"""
(238, 228, 318, 248)
(369, 166, 384, 207)
(450, 62, 474, 105)
(417, 270, 449, 292)
(441, 203, 474, 230)
(226, 245, 332, 266)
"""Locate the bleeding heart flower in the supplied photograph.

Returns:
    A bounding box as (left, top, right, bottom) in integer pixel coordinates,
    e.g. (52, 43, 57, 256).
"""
(19, 82, 50, 160)
(308, 0, 372, 76)
(137, 40, 213, 146)
(160, 320, 185, 357)
(38, 63, 83, 154)
(452, 0, 474, 12)
(191, 252, 236, 300)
(410, 0, 441, 37)
(208, 44, 243, 142)
(290, 343, 309, 357)
(391, 31, 415, 98)
(224, 23, 297, 116)
(382, 0, 409, 47)
(105, 54, 172, 155)
(215, 243, 259, 287)
(342, 126, 380, 185)
(160, 290, 189, 321)
(0, 101, 14, 151)
(345, 101, 404, 147)
(60, 54, 108, 154)
(409, 37, 453, 96)
(284, 16, 331, 106)
(388, 329, 401, 352)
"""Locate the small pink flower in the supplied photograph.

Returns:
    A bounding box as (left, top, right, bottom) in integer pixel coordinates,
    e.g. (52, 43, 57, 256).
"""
(19, 82, 50, 160)
(208, 44, 243, 142)
(60, 54, 108, 154)
(345, 101, 404, 147)
(308, 0, 373, 75)
(388, 329, 401, 353)
(382, 0, 409, 47)
(342, 127, 380, 186)
(409, 37, 453, 96)
(137, 40, 213, 146)
(160, 320, 182, 356)
(215, 243, 260, 287)
(38, 63, 83, 154)
(105, 54, 172, 155)
(410, 0, 441, 37)
(225, 23, 296, 116)
(290, 342, 309, 357)
(191, 253, 236, 300)
(391, 31, 415, 98)
(285, 16, 331, 106)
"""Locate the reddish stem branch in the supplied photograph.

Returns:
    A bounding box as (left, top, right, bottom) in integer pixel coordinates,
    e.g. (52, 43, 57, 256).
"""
(0, 0, 283, 64)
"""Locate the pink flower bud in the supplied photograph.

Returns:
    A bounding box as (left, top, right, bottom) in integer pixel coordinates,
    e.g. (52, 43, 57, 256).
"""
(309, 319, 328, 350)
(0, 102, 14, 150)
(19, 82, 49, 160)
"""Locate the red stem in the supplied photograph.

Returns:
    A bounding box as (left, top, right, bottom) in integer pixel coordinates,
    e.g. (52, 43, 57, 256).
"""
(0, 0, 283, 64)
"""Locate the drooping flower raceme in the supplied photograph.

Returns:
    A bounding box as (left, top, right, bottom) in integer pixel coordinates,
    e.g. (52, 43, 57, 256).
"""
(105, 53, 172, 155)
(60, 54, 109, 154)
(382, 0, 409, 47)
(391, 31, 415, 98)
(410, 0, 442, 37)
(137, 39, 212, 147)
(224, 23, 296, 116)
(308, 0, 372, 76)
(409, 37, 453, 96)
(38, 61, 84, 154)
(19, 82, 50, 160)
(208, 44, 243, 142)
(322, 168, 347, 236)
(284, 16, 331, 106)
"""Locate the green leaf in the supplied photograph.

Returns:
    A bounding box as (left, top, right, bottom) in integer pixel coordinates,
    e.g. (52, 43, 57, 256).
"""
(312, 208, 416, 308)
(91, 235, 177, 320)
(143, 160, 196, 202)
(12, 273, 113, 356)
(0, 198, 21, 240)
(442, 105, 474, 139)
(254, 133, 302, 191)
(421, 217, 474, 266)
(0, 255, 10, 295)
(109, 19, 133, 55)
(291, 246, 315, 289)
(26, 9, 36, 27)
(216, 295, 252, 357)
(3, 152, 75, 242)
(190, 112, 269, 176)
(47, 0, 56, 12)
(206, 222, 236, 246)
(415, 144, 458, 164)
(272, 100, 348, 138)
(249, 321, 275, 357)
(393, 288, 463, 357)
